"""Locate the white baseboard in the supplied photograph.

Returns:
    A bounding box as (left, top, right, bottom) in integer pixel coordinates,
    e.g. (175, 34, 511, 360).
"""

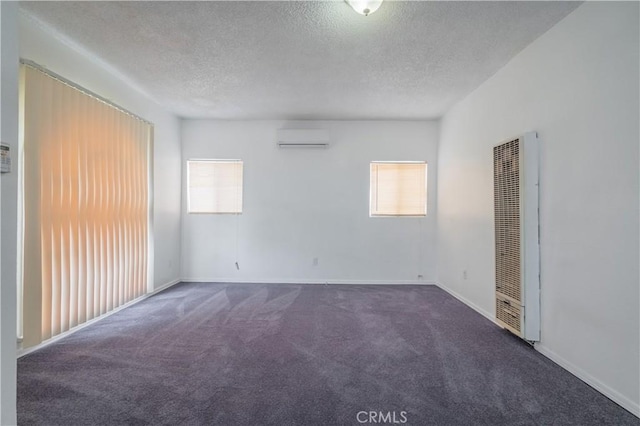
(435, 281, 499, 326)
(151, 278, 181, 294)
(535, 344, 640, 417)
(180, 278, 436, 285)
(17, 277, 182, 358)
(436, 280, 639, 418)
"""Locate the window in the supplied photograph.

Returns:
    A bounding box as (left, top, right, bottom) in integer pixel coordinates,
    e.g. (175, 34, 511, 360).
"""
(370, 161, 427, 216)
(188, 160, 243, 213)
(20, 62, 152, 347)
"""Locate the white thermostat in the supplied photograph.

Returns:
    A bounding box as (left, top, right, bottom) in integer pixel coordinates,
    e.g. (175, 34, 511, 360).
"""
(1, 143, 11, 173)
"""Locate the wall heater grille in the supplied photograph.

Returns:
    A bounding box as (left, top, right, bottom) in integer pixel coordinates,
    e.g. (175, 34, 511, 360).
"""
(496, 297, 521, 333)
(494, 139, 522, 304)
(493, 132, 540, 341)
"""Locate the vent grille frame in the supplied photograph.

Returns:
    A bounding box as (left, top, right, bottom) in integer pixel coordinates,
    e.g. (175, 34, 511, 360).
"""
(493, 132, 540, 342)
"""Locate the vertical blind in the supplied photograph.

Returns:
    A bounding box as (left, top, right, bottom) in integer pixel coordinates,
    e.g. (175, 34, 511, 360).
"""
(21, 63, 151, 347)
(188, 160, 243, 214)
(370, 162, 427, 216)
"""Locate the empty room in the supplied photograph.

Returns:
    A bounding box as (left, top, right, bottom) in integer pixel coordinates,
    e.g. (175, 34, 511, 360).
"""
(0, 1, 638, 425)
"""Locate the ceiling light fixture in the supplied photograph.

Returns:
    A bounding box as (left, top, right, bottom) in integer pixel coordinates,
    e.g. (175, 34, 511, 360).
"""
(345, 0, 383, 16)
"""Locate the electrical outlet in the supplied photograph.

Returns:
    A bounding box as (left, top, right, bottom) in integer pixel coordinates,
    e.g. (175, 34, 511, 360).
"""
(417, 274, 423, 280)
(463, 270, 468, 280)
(313, 257, 319, 266)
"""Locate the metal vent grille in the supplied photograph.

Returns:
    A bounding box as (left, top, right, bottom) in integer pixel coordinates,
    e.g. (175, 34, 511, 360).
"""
(496, 297, 521, 333)
(494, 138, 522, 304)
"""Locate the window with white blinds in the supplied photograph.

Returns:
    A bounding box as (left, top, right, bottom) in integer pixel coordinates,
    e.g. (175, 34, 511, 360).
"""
(370, 162, 427, 216)
(188, 160, 243, 214)
(20, 63, 152, 348)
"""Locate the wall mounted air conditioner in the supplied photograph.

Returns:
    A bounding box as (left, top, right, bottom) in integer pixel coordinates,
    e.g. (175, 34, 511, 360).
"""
(277, 129, 329, 149)
(493, 132, 540, 342)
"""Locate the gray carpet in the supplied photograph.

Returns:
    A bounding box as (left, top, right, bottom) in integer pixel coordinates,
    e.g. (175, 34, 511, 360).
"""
(17, 283, 639, 425)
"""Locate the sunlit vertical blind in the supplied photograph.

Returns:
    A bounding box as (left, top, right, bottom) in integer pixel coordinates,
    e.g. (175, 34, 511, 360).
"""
(21, 63, 151, 347)
(370, 162, 427, 216)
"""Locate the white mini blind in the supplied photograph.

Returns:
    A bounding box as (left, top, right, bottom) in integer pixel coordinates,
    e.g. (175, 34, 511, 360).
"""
(370, 162, 427, 216)
(188, 160, 243, 214)
(20, 63, 151, 347)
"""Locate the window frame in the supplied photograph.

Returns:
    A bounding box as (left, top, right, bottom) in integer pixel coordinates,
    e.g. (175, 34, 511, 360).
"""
(187, 159, 244, 214)
(369, 161, 427, 217)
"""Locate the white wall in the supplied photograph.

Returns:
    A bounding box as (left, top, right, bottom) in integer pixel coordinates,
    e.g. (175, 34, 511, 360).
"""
(0, 3, 19, 424)
(19, 13, 183, 291)
(437, 2, 639, 416)
(182, 120, 438, 284)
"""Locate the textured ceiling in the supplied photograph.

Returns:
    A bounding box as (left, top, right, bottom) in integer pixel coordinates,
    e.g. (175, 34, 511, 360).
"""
(20, 1, 580, 120)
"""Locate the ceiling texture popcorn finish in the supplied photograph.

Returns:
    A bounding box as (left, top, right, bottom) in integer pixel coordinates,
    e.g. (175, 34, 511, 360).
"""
(20, 1, 580, 120)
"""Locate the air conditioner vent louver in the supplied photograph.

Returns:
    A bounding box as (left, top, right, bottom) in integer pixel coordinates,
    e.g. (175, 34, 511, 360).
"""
(277, 129, 329, 149)
(493, 133, 540, 342)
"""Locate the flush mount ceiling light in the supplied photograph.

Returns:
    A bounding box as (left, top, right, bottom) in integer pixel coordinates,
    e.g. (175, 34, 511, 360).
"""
(345, 0, 383, 16)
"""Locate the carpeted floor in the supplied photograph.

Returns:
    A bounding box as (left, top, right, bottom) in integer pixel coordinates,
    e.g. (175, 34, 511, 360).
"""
(17, 283, 639, 425)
